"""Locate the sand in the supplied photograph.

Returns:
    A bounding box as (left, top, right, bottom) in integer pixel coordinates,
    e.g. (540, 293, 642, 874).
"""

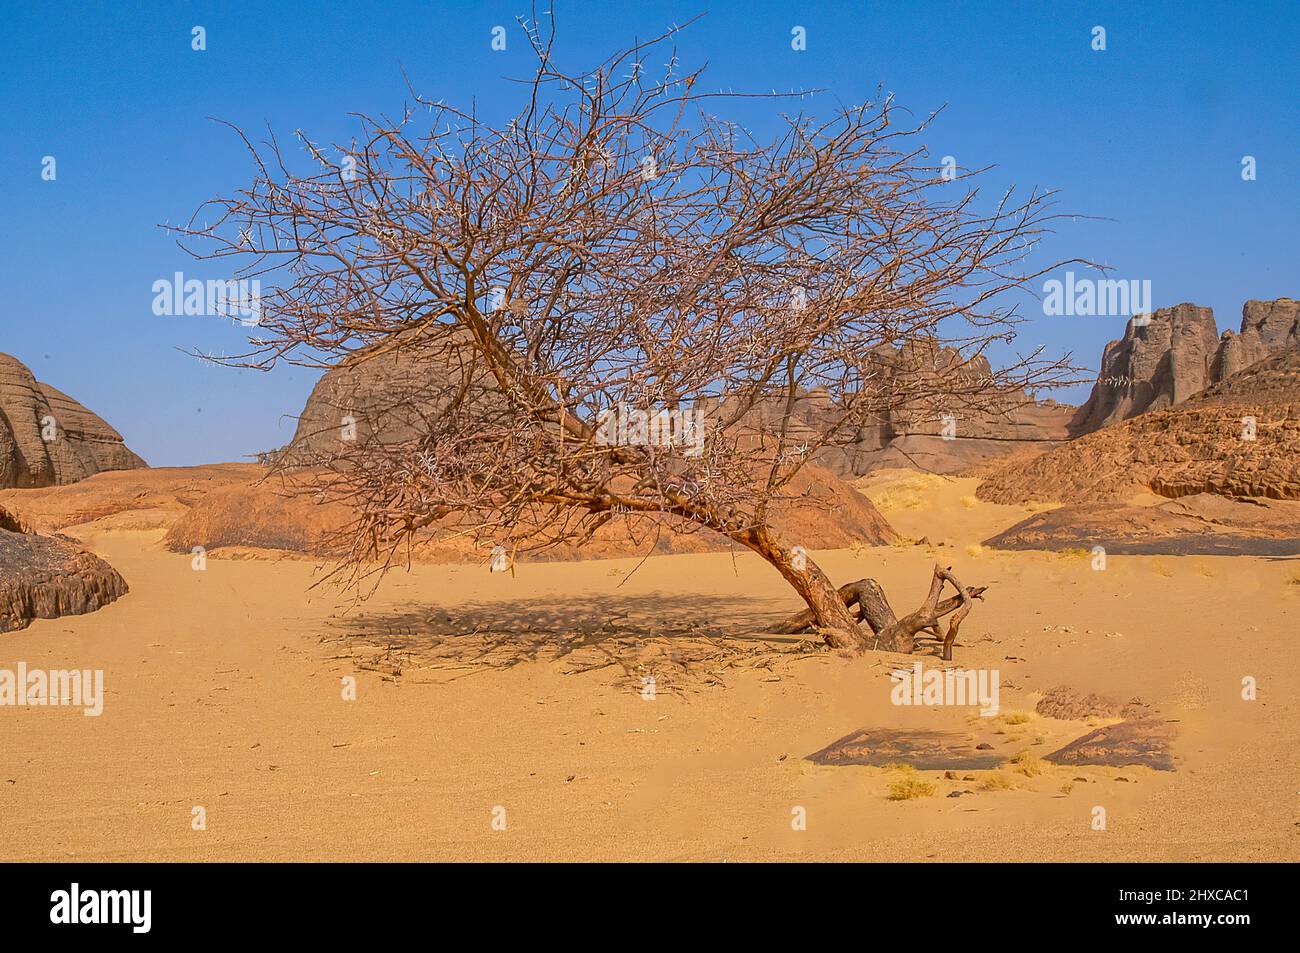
(1, 469, 1298, 861)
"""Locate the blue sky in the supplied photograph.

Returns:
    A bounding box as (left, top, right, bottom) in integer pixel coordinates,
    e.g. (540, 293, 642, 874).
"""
(2, 0, 1296, 466)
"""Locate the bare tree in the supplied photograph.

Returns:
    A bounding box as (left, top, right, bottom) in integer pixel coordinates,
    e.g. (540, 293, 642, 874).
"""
(177, 8, 1074, 656)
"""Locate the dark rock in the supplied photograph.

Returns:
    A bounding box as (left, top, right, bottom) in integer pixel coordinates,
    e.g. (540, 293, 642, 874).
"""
(806, 728, 1003, 770)
(1044, 719, 1177, 771)
(1034, 686, 1152, 721)
(0, 527, 128, 632)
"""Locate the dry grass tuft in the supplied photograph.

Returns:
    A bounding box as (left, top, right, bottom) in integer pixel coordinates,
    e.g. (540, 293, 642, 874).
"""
(1005, 750, 1045, 777)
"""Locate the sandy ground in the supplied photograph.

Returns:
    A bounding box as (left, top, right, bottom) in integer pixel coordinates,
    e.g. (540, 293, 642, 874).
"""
(2, 470, 1298, 861)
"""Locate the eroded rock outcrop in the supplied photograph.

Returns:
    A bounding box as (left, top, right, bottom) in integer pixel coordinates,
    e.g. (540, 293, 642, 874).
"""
(277, 335, 1072, 480)
(1044, 719, 1177, 771)
(701, 344, 1074, 478)
(0, 353, 146, 488)
(0, 524, 128, 632)
(984, 494, 1300, 556)
(1071, 298, 1300, 434)
(979, 346, 1300, 505)
(163, 462, 896, 560)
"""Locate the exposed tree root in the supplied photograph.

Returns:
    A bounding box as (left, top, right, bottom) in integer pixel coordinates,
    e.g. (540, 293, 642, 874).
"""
(773, 564, 987, 659)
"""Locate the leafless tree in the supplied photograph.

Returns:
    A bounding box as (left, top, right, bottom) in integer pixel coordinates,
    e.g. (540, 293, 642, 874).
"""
(177, 8, 1076, 656)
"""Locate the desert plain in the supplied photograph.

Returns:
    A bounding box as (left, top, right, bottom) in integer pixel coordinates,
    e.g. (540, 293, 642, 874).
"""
(2, 465, 1296, 862)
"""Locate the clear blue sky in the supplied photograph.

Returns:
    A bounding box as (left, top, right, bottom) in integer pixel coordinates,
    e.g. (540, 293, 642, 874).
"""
(2, 0, 1296, 466)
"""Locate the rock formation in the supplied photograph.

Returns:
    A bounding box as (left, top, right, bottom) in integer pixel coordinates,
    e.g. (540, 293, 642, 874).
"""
(163, 462, 897, 560)
(787, 345, 1074, 477)
(0, 352, 146, 488)
(0, 512, 128, 632)
(983, 494, 1300, 556)
(1043, 719, 1177, 771)
(277, 334, 1071, 479)
(1228, 297, 1300, 372)
(1070, 298, 1300, 433)
(278, 329, 502, 466)
(0, 464, 256, 535)
(979, 345, 1300, 505)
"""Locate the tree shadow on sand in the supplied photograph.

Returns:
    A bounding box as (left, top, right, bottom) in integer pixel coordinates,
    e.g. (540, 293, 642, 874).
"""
(320, 592, 828, 692)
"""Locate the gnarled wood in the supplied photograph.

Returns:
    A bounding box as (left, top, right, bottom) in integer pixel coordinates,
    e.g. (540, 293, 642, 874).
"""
(773, 563, 986, 659)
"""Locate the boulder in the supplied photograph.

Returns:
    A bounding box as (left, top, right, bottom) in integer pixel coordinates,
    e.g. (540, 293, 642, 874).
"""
(279, 328, 501, 466)
(0, 526, 128, 632)
(0, 352, 145, 488)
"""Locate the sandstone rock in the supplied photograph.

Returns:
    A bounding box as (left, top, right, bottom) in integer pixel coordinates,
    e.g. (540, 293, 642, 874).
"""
(0, 527, 128, 632)
(248, 332, 902, 561)
(163, 462, 896, 560)
(1035, 685, 1152, 721)
(0, 352, 146, 488)
(0, 464, 261, 535)
(281, 328, 500, 465)
(979, 346, 1300, 505)
(1071, 298, 1299, 435)
(984, 494, 1300, 556)
(281, 334, 1071, 481)
(735, 343, 1074, 478)
(1234, 297, 1300, 368)
(1070, 303, 1219, 433)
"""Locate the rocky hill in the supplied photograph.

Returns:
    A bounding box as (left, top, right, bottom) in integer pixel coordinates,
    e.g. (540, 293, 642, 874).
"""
(0, 352, 146, 488)
(978, 345, 1300, 505)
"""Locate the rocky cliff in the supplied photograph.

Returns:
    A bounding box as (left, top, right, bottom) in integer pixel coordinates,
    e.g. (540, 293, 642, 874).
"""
(1071, 298, 1300, 434)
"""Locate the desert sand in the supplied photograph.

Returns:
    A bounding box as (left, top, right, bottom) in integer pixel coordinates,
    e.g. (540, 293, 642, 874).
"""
(2, 468, 1296, 862)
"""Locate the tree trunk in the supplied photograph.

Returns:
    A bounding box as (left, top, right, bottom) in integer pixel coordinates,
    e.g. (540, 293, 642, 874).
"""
(732, 527, 870, 653)
(771, 563, 988, 659)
